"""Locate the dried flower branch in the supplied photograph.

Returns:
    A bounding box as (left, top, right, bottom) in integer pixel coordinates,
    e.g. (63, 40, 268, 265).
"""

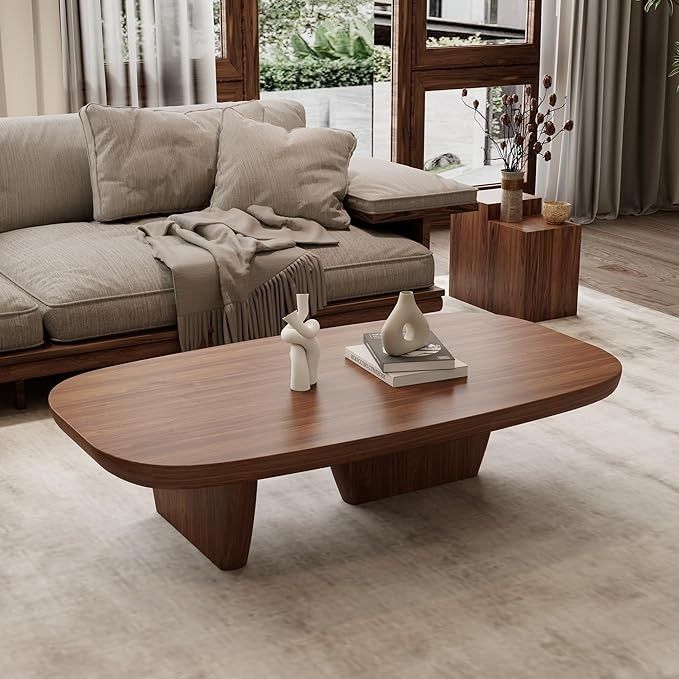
(461, 76, 574, 174)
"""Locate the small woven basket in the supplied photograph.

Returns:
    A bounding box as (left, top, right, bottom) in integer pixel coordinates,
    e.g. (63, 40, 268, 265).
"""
(542, 200, 572, 225)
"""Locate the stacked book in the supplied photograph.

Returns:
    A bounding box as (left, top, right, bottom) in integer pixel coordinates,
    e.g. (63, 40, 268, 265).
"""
(345, 332, 468, 387)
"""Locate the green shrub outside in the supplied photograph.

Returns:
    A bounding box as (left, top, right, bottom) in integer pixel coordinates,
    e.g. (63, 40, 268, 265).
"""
(260, 36, 479, 91)
(260, 57, 374, 90)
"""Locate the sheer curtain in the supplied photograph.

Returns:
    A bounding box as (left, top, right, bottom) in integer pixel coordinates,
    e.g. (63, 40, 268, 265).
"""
(0, 29, 6, 116)
(61, 0, 217, 110)
(1, 0, 67, 117)
(538, 0, 679, 223)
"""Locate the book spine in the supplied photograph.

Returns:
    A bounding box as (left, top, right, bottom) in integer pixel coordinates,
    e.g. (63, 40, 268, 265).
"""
(345, 349, 390, 385)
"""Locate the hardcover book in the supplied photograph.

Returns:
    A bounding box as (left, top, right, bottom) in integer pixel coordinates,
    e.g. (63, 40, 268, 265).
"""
(345, 345, 468, 387)
(363, 332, 457, 372)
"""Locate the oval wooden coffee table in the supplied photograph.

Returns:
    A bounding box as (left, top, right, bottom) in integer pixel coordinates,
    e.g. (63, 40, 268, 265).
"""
(49, 313, 621, 570)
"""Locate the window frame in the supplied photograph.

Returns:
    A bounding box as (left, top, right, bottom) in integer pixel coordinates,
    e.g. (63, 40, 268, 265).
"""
(392, 0, 542, 191)
(215, 0, 259, 101)
(428, 0, 443, 18)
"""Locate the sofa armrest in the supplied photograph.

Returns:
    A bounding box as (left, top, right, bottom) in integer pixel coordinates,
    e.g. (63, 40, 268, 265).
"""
(345, 156, 478, 225)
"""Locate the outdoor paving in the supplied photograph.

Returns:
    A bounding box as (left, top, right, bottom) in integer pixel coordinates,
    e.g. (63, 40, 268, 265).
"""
(262, 82, 501, 185)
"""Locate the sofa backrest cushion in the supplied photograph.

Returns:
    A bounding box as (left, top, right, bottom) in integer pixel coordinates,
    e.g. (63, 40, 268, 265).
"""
(211, 108, 356, 230)
(0, 100, 306, 232)
(0, 114, 93, 234)
(160, 99, 307, 131)
(80, 103, 230, 222)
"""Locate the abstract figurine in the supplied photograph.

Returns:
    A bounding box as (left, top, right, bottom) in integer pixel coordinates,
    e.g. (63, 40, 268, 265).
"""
(281, 293, 320, 392)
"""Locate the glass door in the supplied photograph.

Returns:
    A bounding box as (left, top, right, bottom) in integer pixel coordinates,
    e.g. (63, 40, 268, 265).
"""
(393, 0, 542, 190)
(258, 0, 378, 156)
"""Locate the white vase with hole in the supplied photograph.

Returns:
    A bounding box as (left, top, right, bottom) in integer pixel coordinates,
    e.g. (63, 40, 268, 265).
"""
(281, 293, 320, 392)
(380, 291, 431, 357)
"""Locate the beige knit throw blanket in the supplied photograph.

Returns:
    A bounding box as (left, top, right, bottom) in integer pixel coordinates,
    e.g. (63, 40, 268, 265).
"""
(137, 206, 336, 350)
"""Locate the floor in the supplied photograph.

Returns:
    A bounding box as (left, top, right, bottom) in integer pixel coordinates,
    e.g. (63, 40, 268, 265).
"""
(432, 210, 679, 316)
(2, 214, 679, 677)
(2, 286, 679, 678)
(579, 213, 679, 317)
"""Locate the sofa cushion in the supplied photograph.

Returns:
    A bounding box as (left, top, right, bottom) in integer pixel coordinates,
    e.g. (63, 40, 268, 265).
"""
(307, 226, 435, 301)
(80, 100, 308, 224)
(0, 222, 433, 343)
(161, 99, 306, 131)
(0, 100, 305, 234)
(0, 222, 176, 342)
(346, 156, 477, 215)
(211, 109, 356, 230)
(0, 114, 93, 234)
(80, 104, 231, 222)
(0, 275, 44, 353)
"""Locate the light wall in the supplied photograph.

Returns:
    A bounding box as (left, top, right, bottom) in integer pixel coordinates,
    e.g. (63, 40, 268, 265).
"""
(440, 0, 527, 30)
(0, 0, 66, 116)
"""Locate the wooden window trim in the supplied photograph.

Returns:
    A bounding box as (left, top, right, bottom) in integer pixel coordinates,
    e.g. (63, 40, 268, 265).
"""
(216, 0, 259, 101)
(393, 0, 542, 193)
(414, 0, 541, 69)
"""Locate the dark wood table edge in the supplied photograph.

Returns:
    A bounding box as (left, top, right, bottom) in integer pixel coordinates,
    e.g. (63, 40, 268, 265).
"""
(50, 366, 621, 490)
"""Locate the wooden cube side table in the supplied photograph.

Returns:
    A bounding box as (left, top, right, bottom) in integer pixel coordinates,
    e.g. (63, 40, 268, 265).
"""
(450, 191, 581, 322)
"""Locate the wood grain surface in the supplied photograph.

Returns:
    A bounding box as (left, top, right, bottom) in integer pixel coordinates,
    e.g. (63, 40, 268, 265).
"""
(451, 214, 581, 322)
(332, 433, 490, 505)
(579, 213, 679, 317)
(153, 481, 257, 569)
(49, 313, 621, 490)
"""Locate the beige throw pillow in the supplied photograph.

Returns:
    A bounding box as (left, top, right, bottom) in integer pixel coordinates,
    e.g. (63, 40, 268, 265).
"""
(80, 103, 226, 222)
(210, 109, 356, 230)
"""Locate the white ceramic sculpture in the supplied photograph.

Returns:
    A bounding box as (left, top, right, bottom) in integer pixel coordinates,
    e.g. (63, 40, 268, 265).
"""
(281, 293, 320, 392)
(381, 291, 431, 357)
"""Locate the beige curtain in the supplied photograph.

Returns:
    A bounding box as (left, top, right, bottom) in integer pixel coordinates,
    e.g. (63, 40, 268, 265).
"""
(0, 0, 67, 117)
(538, 0, 679, 223)
(0, 27, 6, 116)
(60, 0, 217, 110)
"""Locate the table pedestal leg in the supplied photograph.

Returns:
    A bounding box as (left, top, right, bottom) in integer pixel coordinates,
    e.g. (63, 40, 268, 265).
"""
(331, 433, 490, 505)
(153, 481, 257, 570)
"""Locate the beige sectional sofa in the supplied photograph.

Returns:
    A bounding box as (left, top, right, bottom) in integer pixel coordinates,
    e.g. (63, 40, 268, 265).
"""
(0, 99, 476, 403)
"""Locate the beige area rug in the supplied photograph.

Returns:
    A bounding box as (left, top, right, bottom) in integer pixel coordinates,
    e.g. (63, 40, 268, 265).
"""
(1, 284, 678, 679)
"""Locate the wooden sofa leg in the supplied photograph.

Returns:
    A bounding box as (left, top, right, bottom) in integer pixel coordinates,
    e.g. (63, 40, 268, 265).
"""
(14, 381, 26, 410)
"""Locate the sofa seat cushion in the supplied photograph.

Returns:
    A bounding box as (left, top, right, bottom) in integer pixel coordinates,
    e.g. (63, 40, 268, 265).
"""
(0, 275, 44, 352)
(0, 222, 433, 344)
(308, 226, 435, 302)
(346, 156, 477, 216)
(0, 222, 176, 342)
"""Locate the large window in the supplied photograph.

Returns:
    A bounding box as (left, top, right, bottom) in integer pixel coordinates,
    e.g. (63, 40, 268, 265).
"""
(216, 0, 541, 188)
(394, 0, 541, 189)
(486, 0, 499, 24)
(257, 0, 377, 155)
(424, 84, 527, 187)
(429, 0, 443, 18)
(426, 0, 528, 47)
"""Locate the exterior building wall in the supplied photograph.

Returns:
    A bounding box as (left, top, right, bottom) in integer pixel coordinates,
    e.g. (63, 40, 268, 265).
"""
(440, 0, 526, 30)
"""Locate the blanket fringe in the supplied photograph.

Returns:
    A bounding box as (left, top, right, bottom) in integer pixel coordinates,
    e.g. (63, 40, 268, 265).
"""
(177, 252, 326, 351)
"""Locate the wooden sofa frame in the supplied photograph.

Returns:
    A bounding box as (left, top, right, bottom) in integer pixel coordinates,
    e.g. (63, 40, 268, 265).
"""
(2, 205, 478, 408)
